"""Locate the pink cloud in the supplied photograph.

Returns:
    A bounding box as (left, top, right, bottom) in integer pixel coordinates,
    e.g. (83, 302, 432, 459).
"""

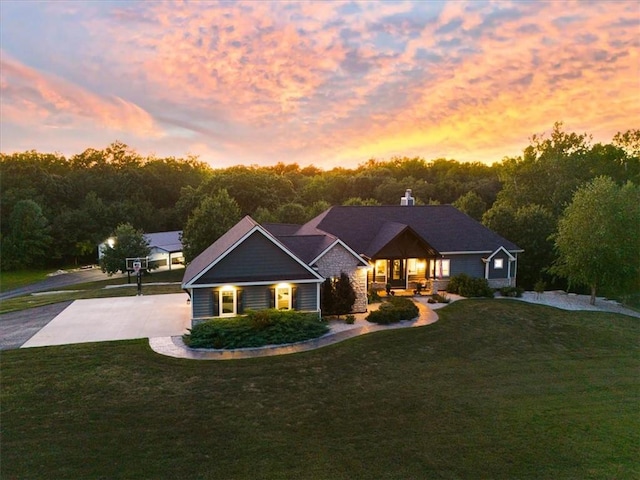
(0, 53, 162, 137)
(1, 1, 637, 168)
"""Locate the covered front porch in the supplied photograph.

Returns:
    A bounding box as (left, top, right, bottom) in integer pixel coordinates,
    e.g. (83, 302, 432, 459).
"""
(368, 257, 450, 294)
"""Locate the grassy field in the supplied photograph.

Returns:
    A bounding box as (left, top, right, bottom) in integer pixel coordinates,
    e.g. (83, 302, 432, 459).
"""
(1, 300, 638, 479)
(0, 268, 54, 292)
(0, 269, 185, 314)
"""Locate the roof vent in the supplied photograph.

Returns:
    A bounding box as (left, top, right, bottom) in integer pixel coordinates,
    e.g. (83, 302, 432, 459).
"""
(400, 188, 414, 206)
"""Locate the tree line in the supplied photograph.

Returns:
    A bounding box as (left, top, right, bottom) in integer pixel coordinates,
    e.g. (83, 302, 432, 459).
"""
(1, 123, 638, 297)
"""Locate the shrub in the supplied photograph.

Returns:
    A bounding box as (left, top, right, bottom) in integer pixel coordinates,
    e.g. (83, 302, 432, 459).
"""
(184, 310, 329, 349)
(499, 286, 524, 298)
(345, 314, 356, 325)
(431, 292, 450, 303)
(446, 274, 494, 298)
(333, 271, 356, 315)
(368, 288, 382, 304)
(366, 297, 419, 324)
(322, 271, 357, 316)
(534, 279, 546, 295)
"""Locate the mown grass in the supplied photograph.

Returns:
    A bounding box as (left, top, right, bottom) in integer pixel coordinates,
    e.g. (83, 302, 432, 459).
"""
(0, 269, 185, 314)
(1, 300, 638, 479)
(0, 268, 55, 292)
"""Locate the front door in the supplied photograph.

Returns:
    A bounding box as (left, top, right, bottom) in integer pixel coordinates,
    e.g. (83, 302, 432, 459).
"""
(388, 259, 406, 288)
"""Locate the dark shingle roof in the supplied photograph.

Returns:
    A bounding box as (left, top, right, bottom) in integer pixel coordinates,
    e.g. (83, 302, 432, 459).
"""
(303, 205, 521, 255)
(182, 216, 260, 286)
(262, 223, 301, 236)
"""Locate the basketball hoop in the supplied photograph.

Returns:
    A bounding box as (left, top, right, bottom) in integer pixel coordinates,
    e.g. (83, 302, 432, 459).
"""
(133, 261, 141, 274)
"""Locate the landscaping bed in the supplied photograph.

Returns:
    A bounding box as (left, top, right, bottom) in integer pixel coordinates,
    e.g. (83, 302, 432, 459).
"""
(366, 296, 419, 324)
(184, 309, 329, 349)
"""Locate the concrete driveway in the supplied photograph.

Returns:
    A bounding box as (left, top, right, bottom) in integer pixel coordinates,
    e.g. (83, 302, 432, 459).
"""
(21, 293, 191, 348)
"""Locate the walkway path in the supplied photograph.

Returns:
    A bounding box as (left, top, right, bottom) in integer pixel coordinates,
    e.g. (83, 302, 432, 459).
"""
(149, 296, 450, 360)
(149, 291, 639, 360)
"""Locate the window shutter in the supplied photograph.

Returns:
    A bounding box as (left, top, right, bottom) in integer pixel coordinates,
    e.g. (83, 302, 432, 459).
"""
(268, 288, 275, 309)
(292, 286, 298, 310)
(212, 289, 219, 317)
(237, 289, 244, 314)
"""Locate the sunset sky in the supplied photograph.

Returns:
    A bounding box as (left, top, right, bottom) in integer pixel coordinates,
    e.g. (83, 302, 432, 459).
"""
(1, 1, 638, 169)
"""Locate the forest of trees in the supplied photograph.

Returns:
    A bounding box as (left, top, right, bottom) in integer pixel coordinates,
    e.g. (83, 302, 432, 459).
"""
(1, 123, 638, 294)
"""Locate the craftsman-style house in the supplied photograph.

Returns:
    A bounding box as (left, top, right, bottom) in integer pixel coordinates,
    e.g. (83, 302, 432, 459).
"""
(182, 190, 522, 324)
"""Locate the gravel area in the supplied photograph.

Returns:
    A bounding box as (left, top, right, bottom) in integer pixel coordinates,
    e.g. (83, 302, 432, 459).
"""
(507, 291, 640, 318)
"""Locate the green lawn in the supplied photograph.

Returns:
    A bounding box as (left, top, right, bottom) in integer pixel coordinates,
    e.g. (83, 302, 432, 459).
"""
(1, 300, 638, 479)
(0, 268, 53, 292)
(0, 269, 185, 314)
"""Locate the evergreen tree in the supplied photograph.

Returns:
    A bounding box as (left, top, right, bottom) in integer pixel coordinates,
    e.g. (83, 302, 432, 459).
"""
(320, 278, 336, 316)
(333, 271, 357, 316)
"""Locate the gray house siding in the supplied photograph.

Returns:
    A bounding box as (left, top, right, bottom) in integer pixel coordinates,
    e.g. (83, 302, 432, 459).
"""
(189, 282, 319, 325)
(296, 283, 318, 311)
(243, 285, 269, 311)
(449, 254, 485, 278)
(194, 231, 317, 284)
(192, 288, 212, 318)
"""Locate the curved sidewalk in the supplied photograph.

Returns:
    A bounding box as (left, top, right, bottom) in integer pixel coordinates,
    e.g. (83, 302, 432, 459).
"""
(149, 298, 441, 360)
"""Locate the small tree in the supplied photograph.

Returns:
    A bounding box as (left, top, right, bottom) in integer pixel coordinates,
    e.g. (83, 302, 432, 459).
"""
(330, 272, 357, 317)
(321, 272, 357, 317)
(320, 278, 336, 316)
(550, 176, 640, 304)
(100, 223, 150, 276)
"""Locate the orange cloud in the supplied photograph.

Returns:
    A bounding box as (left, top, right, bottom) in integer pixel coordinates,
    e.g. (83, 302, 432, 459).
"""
(1, 1, 637, 168)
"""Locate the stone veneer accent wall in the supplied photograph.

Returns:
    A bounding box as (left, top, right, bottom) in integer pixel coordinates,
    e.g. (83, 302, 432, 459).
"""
(314, 244, 368, 313)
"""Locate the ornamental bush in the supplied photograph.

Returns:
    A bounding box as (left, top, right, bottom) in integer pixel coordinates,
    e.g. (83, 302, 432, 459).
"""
(366, 296, 419, 325)
(499, 286, 524, 298)
(184, 310, 329, 349)
(446, 273, 494, 298)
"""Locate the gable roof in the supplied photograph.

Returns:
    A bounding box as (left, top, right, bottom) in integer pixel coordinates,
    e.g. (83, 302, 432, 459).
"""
(182, 216, 324, 287)
(302, 205, 521, 255)
(144, 230, 182, 253)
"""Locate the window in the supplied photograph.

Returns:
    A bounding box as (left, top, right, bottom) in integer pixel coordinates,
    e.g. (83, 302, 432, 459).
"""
(219, 288, 236, 317)
(494, 258, 504, 269)
(276, 285, 292, 310)
(429, 259, 450, 278)
(375, 260, 386, 277)
(407, 258, 417, 274)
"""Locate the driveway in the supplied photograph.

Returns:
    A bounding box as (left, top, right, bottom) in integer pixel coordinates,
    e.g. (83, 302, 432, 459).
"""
(0, 267, 126, 301)
(0, 302, 74, 350)
(20, 293, 191, 348)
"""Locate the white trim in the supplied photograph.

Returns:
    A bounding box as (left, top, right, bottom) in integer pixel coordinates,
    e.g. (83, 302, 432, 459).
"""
(189, 278, 324, 289)
(309, 238, 369, 267)
(276, 285, 292, 310)
(483, 246, 516, 279)
(484, 246, 516, 262)
(184, 224, 325, 287)
(440, 249, 523, 255)
(218, 288, 237, 317)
